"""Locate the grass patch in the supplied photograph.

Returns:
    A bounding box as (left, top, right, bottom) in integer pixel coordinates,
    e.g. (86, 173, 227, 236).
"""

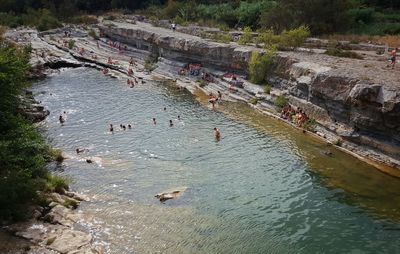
(249, 97, 258, 105)
(144, 55, 158, 72)
(264, 84, 272, 94)
(302, 119, 317, 132)
(68, 39, 75, 50)
(274, 95, 288, 108)
(325, 47, 363, 59)
(334, 138, 343, 146)
(197, 79, 207, 87)
(44, 174, 71, 193)
(88, 29, 99, 40)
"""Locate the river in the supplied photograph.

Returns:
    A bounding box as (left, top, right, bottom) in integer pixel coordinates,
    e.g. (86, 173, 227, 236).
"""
(33, 68, 400, 254)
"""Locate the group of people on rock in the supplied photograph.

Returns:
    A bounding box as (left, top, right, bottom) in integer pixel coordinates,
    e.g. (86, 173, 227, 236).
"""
(281, 105, 309, 127)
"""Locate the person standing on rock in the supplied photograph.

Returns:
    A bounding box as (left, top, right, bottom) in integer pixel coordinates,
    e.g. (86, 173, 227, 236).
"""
(171, 23, 176, 32)
(390, 48, 398, 69)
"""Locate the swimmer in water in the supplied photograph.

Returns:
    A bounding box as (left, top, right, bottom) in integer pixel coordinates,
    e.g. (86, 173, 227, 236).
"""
(120, 124, 123, 129)
(163, 107, 167, 111)
(169, 120, 173, 127)
(122, 125, 126, 130)
(59, 115, 65, 124)
(214, 127, 221, 141)
(153, 118, 157, 125)
(128, 124, 132, 129)
(109, 124, 114, 133)
(178, 115, 181, 120)
(76, 148, 88, 154)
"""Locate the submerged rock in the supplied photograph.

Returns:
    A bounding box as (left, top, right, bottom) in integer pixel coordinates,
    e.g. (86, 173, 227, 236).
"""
(155, 187, 187, 202)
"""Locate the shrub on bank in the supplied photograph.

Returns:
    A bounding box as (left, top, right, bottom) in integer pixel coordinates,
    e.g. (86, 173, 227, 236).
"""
(248, 49, 275, 84)
(238, 26, 253, 45)
(0, 38, 65, 221)
(264, 84, 272, 94)
(274, 95, 288, 108)
(325, 47, 363, 59)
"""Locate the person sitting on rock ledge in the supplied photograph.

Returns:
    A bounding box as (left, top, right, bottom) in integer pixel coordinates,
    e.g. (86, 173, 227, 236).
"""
(103, 68, 109, 75)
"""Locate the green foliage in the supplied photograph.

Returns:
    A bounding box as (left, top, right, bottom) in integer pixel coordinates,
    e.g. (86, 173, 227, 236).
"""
(238, 26, 253, 45)
(334, 138, 343, 146)
(280, 26, 310, 49)
(197, 79, 207, 87)
(274, 95, 288, 108)
(302, 118, 317, 132)
(144, 55, 158, 72)
(213, 33, 231, 43)
(50, 149, 65, 163)
(44, 174, 71, 193)
(68, 39, 75, 49)
(264, 84, 272, 94)
(22, 9, 62, 31)
(325, 47, 363, 59)
(69, 15, 99, 25)
(248, 49, 276, 84)
(88, 29, 99, 40)
(0, 38, 68, 221)
(249, 97, 258, 105)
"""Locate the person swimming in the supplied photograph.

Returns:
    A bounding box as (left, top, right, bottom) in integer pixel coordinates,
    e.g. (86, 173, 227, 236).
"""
(59, 115, 65, 124)
(122, 125, 126, 130)
(128, 124, 132, 129)
(178, 115, 181, 120)
(214, 127, 221, 141)
(109, 124, 114, 133)
(76, 148, 89, 154)
(153, 118, 157, 125)
(163, 107, 167, 111)
(169, 120, 173, 127)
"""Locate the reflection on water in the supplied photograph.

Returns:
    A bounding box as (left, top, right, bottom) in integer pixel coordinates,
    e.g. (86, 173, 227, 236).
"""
(33, 68, 400, 254)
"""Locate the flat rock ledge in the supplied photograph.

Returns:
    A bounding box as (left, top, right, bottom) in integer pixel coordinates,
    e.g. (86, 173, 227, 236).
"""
(1, 191, 102, 254)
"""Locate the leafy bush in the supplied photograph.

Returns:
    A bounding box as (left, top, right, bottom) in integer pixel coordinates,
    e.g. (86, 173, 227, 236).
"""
(69, 15, 98, 25)
(249, 97, 258, 105)
(214, 33, 231, 43)
(334, 138, 343, 146)
(144, 55, 158, 72)
(280, 26, 310, 49)
(325, 47, 363, 59)
(0, 38, 71, 221)
(255, 29, 281, 47)
(264, 84, 272, 94)
(302, 119, 317, 132)
(88, 29, 99, 40)
(238, 26, 253, 45)
(197, 79, 207, 87)
(21, 9, 62, 31)
(68, 39, 75, 49)
(44, 174, 70, 193)
(274, 95, 288, 108)
(248, 49, 276, 84)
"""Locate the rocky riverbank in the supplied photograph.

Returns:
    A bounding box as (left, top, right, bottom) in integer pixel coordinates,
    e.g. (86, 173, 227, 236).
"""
(0, 190, 102, 254)
(5, 19, 400, 175)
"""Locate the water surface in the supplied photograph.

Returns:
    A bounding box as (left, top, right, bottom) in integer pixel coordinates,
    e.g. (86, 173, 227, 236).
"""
(33, 68, 400, 254)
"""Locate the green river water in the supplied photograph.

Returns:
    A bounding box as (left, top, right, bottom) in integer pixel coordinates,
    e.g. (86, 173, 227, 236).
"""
(33, 68, 400, 254)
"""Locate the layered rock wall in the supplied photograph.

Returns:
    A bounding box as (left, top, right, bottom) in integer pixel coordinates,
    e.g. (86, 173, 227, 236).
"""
(99, 22, 400, 160)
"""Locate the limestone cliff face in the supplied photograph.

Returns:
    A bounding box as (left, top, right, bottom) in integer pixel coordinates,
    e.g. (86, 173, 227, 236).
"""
(99, 22, 400, 158)
(99, 24, 251, 70)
